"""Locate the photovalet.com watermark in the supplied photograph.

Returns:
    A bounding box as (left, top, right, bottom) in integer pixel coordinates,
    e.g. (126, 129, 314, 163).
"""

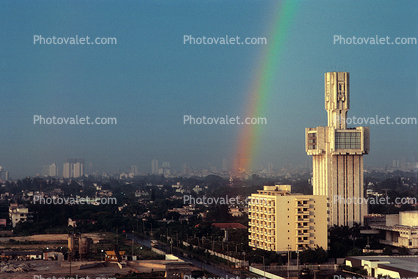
(33, 35, 117, 45)
(333, 35, 417, 45)
(334, 115, 417, 125)
(183, 115, 267, 125)
(183, 35, 267, 45)
(333, 195, 417, 205)
(33, 195, 117, 205)
(183, 195, 274, 206)
(34, 275, 116, 279)
(33, 115, 117, 125)
(183, 195, 241, 205)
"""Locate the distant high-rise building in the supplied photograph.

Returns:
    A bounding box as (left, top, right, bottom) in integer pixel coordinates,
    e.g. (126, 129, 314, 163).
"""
(161, 162, 171, 175)
(0, 167, 9, 182)
(63, 159, 84, 178)
(43, 163, 58, 177)
(63, 163, 71, 178)
(130, 165, 138, 176)
(151, 159, 158, 174)
(73, 162, 84, 178)
(306, 72, 370, 227)
(50, 163, 58, 176)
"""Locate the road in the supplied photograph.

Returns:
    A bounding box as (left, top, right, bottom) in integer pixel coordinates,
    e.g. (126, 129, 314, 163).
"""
(126, 233, 238, 278)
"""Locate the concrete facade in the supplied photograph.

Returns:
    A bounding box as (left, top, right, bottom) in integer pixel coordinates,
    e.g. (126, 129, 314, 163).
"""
(306, 72, 370, 227)
(346, 256, 418, 279)
(9, 203, 31, 228)
(248, 185, 328, 252)
(370, 211, 418, 249)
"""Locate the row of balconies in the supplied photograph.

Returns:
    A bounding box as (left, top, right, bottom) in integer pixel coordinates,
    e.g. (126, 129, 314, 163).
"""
(297, 223, 310, 228)
(250, 232, 276, 239)
(249, 241, 275, 251)
(249, 235, 275, 243)
(249, 202, 275, 208)
(248, 207, 275, 213)
(249, 222, 275, 228)
(250, 236, 311, 246)
(296, 201, 309, 208)
(297, 239, 310, 245)
(249, 214, 275, 219)
(250, 230, 275, 236)
(249, 216, 275, 222)
(296, 231, 310, 237)
(296, 208, 309, 214)
(250, 228, 276, 234)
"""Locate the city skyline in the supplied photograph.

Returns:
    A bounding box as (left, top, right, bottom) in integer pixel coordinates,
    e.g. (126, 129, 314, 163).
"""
(1, 1, 417, 178)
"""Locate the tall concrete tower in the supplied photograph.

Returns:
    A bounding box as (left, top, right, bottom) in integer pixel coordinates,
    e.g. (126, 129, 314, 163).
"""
(306, 72, 370, 227)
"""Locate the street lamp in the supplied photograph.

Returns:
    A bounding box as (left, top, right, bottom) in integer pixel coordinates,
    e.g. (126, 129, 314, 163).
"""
(101, 250, 104, 261)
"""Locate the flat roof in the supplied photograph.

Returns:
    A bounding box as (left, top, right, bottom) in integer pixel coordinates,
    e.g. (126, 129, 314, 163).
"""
(347, 256, 418, 276)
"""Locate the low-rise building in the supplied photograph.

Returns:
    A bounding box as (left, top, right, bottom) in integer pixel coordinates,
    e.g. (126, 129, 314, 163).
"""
(346, 255, 418, 279)
(9, 203, 31, 228)
(370, 211, 418, 248)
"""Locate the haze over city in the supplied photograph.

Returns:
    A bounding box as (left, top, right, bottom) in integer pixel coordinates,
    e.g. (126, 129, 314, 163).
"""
(1, 0, 417, 178)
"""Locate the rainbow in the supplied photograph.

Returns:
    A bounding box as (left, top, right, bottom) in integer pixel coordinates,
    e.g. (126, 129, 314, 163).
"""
(232, 1, 299, 173)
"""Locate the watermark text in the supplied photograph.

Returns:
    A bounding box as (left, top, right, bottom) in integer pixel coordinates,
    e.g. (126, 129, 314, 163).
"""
(333, 35, 417, 45)
(184, 35, 267, 45)
(33, 195, 117, 205)
(33, 115, 117, 125)
(183, 115, 267, 125)
(34, 35, 117, 45)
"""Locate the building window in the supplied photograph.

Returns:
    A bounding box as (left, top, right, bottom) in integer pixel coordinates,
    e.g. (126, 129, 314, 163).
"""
(335, 132, 361, 149)
(308, 133, 317, 150)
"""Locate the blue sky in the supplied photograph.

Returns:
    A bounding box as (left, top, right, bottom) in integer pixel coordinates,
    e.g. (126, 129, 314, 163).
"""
(1, 0, 417, 178)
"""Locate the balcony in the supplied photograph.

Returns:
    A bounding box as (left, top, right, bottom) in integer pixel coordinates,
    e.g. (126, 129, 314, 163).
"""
(297, 202, 309, 208)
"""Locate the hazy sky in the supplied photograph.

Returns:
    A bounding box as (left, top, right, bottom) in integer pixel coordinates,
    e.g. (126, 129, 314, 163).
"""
(1, 0, 417, 178)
